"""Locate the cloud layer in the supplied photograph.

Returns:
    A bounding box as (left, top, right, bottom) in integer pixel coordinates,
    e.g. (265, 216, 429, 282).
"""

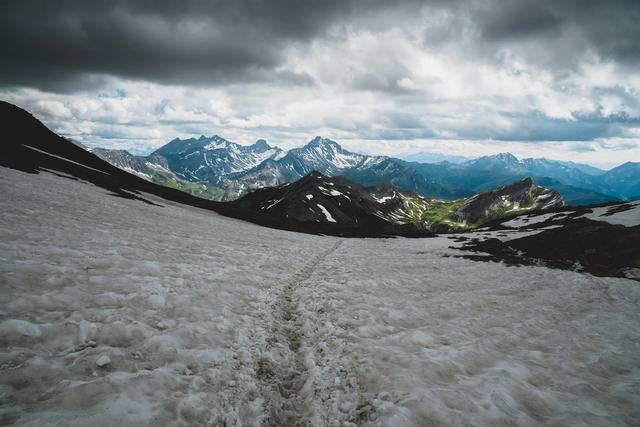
(1, 0, 639, 167)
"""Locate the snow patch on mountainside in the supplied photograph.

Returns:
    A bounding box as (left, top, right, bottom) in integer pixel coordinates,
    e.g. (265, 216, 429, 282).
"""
(372, 192, 397, 203)
(502, 212, 570, 228)
(317, 204, 337, 223)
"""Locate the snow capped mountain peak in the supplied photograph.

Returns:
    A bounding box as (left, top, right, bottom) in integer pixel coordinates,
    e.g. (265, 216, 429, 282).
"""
(192, 134, 229, 145)
(285, 136, 377, 172)
(203, 136, 233, 150)
(148, 134, 283, 181)
(210, 134, 228, 142)
(496, 152, 519, 161)
(156, 135, 234, 154)
(482, 152, 520, 165)
(463, 152, 522, 171)
(306, 136, 341, 149)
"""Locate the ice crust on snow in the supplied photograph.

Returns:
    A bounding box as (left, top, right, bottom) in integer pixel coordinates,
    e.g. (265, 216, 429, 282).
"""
(1, 167, 640, 426)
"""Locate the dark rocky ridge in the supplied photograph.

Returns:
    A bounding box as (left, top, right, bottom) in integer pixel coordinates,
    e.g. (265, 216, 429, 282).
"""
(454, 218, 640, 280)
(226, 171, 435, 237)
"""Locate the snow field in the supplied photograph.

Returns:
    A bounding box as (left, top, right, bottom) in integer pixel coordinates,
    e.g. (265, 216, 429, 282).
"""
(502, 212, 569, 228)
(301, 237, 640, 425)
(1, 167, 640, 426)
(580, 201, 640, 227)
(0, 168, 332, 425)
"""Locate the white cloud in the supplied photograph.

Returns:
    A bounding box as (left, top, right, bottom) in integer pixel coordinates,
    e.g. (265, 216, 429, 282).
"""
(33, 100, 73, 119)
(1, 19, 639, 167)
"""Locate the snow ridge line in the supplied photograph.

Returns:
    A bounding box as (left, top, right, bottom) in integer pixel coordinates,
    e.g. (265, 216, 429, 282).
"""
(258, 240, 343, 426)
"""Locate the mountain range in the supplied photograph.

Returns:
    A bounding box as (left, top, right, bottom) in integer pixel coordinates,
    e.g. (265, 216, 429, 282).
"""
(1, 101, 568, 238)
(94, 135, 639, 206)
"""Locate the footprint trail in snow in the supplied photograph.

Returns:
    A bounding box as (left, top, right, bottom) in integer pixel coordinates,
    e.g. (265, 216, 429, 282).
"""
(257, 240, 343, 426)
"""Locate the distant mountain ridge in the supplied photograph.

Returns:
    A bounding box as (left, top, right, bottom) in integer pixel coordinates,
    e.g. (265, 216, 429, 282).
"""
(458, 153, 612, 195)
(81, 130, 640, 205)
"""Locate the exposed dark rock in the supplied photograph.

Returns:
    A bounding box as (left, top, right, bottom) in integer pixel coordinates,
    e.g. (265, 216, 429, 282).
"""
(455, 218, 640, 279)
(225, 171, 435, 238)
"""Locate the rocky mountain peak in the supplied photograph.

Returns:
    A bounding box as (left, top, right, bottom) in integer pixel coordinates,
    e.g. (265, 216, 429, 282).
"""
(252, 139, 271, 151)
(465, 152, 521, 170)
(495, 152, 520, 163)
(456, 177, 563, 224)
(307, 136, 340, 149)
(501, 176, 534, 192)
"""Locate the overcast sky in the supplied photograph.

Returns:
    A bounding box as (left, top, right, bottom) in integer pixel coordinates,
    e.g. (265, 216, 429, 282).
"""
(1, 0, 639, 168)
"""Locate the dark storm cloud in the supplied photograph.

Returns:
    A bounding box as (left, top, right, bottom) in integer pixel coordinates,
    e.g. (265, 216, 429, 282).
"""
(1, 0, 639, 92)
(480, 4, 562, 40)
(0, 0, 386, 91)
(475, 0, 640, 66)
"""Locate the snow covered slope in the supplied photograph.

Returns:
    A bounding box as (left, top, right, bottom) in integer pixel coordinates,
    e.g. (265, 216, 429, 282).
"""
(2, 165, 640, 425)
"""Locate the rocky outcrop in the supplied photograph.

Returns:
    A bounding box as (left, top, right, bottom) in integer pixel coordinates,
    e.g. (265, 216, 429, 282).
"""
(456, 177, 564, 224)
